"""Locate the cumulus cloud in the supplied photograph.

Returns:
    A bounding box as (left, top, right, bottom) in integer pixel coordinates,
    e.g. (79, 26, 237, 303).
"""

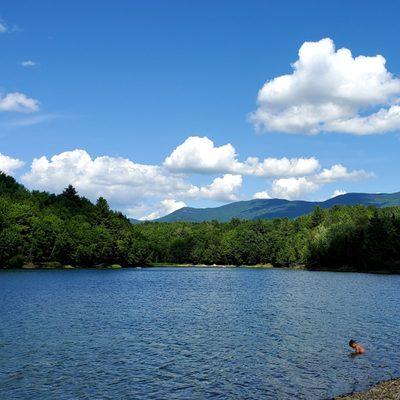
(250, 38, 400, 135)
(19, 142, 373, 216)
(314, 164, 372, 183)
(165, 136, 238, 174)
(141, 199, 187, 220)
(165, 137, 370, 202)
(243, 155, 320, 177)
(252, 191, 271, 199)
(268, 177, 318, 200)
(252, 165, 371, 200)
(21, 149, 196, 204)
(195, 174, 243, 202)
(0, 153, 25, 175)
(165, 136, 320, 177)
(21, 149, 243, 215)
(21, 60, 37, 67)
(326, 105, 400, 135)
(0, 92, 39, 112)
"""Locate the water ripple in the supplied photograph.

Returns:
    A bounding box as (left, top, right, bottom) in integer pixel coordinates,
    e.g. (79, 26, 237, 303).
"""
(1, 268, 399, 399)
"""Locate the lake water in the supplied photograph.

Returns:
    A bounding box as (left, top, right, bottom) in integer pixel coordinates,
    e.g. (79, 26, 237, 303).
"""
(0, 268, 399, 399)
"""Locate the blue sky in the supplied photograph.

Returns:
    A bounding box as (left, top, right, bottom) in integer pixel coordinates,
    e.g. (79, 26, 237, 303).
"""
(1, 1, 400, 218)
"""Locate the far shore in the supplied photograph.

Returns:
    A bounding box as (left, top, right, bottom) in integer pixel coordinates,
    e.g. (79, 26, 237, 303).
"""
(10, 262, 287, 270)
(148, 262, 276, 268)
(0, 262, 397, 274)
(148, 264, 399, 274)
(335, 377, 400, 399)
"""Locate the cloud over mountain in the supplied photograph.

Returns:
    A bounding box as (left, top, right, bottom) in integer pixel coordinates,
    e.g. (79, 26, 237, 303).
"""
(253, 164, 371, 200)
(18, 142, 372, 216)
(141, 199, 187, 220)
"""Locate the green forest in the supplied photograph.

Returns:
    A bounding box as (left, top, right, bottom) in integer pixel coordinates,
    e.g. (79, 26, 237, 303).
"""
(1, 172, 400, 272)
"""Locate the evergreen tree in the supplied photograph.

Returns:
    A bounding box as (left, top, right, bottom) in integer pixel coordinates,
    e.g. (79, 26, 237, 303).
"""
(62, 185, 79, 201)
(310, 206, 323, 228)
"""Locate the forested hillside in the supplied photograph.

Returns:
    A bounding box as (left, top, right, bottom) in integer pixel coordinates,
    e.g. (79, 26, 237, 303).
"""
(156, 192, 400, 222)
(1, 172, 400, 272)
(0, 172, 148, 268)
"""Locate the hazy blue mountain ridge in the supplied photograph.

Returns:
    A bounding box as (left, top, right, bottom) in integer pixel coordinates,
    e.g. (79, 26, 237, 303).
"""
(154, 192, 400, 222)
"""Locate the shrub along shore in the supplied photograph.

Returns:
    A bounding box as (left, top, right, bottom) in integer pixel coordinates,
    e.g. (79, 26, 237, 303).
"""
(1, 172, 400, 273)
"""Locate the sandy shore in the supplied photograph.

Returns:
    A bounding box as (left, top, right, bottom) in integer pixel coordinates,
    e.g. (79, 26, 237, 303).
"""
(335, 378, 400, 399)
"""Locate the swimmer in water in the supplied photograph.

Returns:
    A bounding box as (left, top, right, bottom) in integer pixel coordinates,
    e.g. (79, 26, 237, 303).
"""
(349, 339, 365, 355)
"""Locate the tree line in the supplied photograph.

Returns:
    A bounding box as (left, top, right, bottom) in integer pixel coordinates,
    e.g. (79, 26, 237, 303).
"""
(1, 172, 399, 272)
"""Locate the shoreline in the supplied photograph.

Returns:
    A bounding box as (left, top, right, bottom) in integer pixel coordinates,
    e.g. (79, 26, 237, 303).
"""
(334, 377, 400, 399)
(0, 263, 398, 274)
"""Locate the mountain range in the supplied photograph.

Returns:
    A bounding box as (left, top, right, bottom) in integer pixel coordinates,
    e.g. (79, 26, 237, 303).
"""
(151, 192, 400, 223)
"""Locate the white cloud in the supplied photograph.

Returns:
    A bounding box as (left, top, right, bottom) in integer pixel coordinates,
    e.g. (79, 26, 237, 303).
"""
(21, 149, 242, 216)
(326, 105, 400, 135)
(268, 177, 319, 200)
(0, 22, 7, 33)
(332, 189, 347, 197)
(195, 174, 243, 202)
(250, 38, 400, 135)
(21, 149, 197, 203)
(0, 153, 25, 175)
(314, 164, 372, 183)
(21, 60, 37, 67)
(165, 136, 320, 177)
(165, 136, 237, 174)
(141, 199, 187, 220)
(243, 155, 320, 177)
(0, 92, 39, 113)
(20, 144, 373, 217)
(252, 191, 271, 199)
(252, 165, 371, 200)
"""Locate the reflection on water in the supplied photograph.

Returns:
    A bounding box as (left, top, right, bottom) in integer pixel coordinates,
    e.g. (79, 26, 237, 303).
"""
(0, 268, 399, 399)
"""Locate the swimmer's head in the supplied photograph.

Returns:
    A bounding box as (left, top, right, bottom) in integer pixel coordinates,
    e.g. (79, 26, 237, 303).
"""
(349, 339, 356, 348)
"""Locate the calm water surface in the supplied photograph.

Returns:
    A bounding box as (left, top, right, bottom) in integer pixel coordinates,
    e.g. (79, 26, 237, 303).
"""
(0, 268, 399, 399)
